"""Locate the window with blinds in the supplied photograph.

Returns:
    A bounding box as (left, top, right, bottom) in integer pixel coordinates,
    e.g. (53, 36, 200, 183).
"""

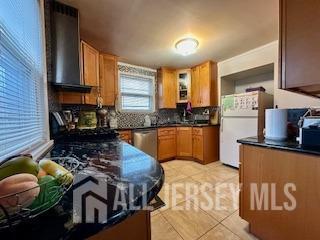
(119, 73, 155, 112)
(0, 0, 48, 161)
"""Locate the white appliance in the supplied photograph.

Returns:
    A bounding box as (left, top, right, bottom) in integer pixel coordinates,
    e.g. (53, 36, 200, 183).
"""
(220, 91, 273, 168)
(265, 109, 288, 141)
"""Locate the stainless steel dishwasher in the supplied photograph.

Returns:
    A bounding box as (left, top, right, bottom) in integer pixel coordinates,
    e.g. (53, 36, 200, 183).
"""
(133, 129, 157, 159)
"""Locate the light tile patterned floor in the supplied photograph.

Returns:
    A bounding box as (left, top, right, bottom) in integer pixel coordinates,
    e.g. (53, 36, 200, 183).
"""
(151, 160, 258, 240)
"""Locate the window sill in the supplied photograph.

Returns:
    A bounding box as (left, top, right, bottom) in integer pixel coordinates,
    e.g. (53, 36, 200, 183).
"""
(25, 140, 54, 161)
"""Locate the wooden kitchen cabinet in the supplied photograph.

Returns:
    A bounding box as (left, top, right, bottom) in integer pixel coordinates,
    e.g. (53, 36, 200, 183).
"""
(280, 0, 320, 97)
(192, 127, 219, 164)
(99, 53, 118, 106)
(191, 61, 218, 107)
(58, 41, 100, 105)
(192, 134, 203, 160)
(118, 130, 132, 144)
(158, 68, 177, 109)
(176, 127, 193, 157)
(82, 41, 100, 105)
(176, 69, 191, 103)
(90, 210, 151, 240)
(191, 66, 200, 107)
(157, 127, 176, 161)
(239, 144, 320, 240)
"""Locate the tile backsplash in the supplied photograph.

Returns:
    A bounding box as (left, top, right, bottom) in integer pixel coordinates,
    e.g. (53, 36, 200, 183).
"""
(60, 104, 217, 129)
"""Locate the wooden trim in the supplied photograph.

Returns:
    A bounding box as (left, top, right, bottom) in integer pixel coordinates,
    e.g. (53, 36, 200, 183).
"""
(239, 144, 244, 219)
(279, 0, 287, 89)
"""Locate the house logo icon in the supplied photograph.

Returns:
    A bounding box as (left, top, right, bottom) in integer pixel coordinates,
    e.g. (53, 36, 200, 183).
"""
(73, 173, 108, 223)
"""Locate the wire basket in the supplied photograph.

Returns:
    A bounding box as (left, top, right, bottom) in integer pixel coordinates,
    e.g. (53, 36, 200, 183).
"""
(0, 157, 80, 230)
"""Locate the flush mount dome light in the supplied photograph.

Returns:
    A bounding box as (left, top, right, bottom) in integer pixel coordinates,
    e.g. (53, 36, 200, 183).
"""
(175, 38, 199, 56)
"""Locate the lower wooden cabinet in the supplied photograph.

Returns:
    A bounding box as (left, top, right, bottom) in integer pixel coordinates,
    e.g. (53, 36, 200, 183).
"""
(118, 130, 132, 144)
(239, 144, 320, 240)
(176, 127, 193, 157)
(192, 127, 219, 164)
(192, 134, 204, 160)
(157, 128, 176, 161)
(89, 210, 151, 240)
(117, 127, 219, 164)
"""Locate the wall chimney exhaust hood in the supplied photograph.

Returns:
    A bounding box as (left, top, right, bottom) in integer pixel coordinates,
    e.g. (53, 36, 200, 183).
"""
(51, 1, 92, 93)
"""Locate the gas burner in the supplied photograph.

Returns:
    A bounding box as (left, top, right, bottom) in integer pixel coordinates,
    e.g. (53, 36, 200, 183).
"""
(56, 128, 119, 143)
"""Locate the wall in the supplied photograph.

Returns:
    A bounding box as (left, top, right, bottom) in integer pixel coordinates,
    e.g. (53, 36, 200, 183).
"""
(234, 73, 274, 95)
(45, 0, 61, 112)
(218, 41, 320, 108)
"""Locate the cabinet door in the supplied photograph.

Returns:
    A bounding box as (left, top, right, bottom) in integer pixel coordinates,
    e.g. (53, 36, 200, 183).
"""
(191, 66, 200, 107)
(82, 41, 100, 105)
(280, 0, 320, 96)
(176, 127, 192, 157)
(99, 54, 118, 106)
(199, 62, 211, 106)
(192, 135, 203, 161)
(158, 68, 176, 109)
(176, 69, 191, 103)
(158, 135, 176, 160)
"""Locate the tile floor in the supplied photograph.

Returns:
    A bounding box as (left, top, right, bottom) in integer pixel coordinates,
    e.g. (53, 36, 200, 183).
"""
(151, 160, 259, 240)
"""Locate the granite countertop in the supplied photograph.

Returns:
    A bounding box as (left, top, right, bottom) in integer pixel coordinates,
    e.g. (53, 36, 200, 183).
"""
(116, 123, 220, 131)
(1, 140, 164, 240)
(238, 136, 320, 156)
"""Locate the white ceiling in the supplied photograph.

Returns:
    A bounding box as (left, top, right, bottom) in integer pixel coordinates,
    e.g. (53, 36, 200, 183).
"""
(60, 0, 279, 69)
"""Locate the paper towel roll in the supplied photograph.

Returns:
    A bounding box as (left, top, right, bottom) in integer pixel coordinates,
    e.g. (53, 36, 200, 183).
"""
(265, 109, 288, 141)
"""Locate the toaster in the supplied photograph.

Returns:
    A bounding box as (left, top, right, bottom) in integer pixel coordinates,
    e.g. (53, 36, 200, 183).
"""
(301, 124, 320, 148)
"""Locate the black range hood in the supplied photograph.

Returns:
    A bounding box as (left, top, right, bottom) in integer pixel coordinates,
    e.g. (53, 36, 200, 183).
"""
(51, 1, 92, 93)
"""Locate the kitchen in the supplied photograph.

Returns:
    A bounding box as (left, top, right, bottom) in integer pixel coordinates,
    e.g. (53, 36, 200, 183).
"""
(0, 0, 320, 240)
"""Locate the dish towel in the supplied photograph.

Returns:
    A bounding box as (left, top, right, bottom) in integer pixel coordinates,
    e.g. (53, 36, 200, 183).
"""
(186, 101, 192, 114)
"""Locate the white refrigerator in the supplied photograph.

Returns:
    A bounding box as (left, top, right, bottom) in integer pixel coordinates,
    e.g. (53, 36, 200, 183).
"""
(220, 91, 273, 168)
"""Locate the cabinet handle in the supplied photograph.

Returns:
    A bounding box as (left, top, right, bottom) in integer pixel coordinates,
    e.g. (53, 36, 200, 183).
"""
(221, 117, 224, 132)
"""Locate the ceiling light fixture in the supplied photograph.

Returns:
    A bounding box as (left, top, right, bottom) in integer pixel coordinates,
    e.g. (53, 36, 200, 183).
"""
(175, 37, 199, 56)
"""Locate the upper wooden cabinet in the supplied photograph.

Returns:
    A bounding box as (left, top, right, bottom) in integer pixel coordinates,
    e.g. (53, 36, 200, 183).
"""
(58, 41, 99, 105)
(280, 0, 320, 97)
(158, 68, 177, 109)
(191, 66, 200, 107)
(191, 61, 218, 107)
(99, 53, 118, 106)
(58, 42, 118, 106)
(176, 69, 191, 103)
(176, 127, 193, 157)
(82, 41, 100, 105)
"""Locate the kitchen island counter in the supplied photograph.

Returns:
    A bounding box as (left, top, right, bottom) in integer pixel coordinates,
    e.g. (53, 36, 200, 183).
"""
(1, 140, 164, 240)
(238, 136, 320, 156)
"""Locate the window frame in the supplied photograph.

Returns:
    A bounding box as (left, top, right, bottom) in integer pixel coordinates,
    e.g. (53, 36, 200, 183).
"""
(118, 70, 156, 113)
(0, 0, 52, 161)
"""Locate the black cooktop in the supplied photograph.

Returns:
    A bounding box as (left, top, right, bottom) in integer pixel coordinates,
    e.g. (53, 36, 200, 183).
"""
(56, 128, 119, 143)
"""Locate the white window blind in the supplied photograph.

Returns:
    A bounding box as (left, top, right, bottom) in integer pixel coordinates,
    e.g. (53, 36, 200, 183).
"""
(119, 73, 155, 112)
(0, 0, 47, 161)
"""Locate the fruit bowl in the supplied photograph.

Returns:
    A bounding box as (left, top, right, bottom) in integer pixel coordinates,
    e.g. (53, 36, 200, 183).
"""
(0, 156, 80, 229)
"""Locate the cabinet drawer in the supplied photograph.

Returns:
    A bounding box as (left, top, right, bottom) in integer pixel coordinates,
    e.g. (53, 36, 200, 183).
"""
(158, 127, 176, 136)
(192, 127, 203, 136)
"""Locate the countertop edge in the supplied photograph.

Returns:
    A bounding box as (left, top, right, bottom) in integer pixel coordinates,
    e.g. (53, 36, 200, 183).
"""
(238, 137, 320, 156)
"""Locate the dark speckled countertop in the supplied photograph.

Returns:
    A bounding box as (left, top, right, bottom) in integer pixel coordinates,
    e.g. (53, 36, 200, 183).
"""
(116, 123, 220, 131)
(238, 136, 320, 156)
(1, 139, 164, 240)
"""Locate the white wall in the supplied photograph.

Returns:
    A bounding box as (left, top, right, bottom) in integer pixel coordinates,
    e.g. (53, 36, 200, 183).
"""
(234, 73, 274, 95)
(218, 41, 320, 108)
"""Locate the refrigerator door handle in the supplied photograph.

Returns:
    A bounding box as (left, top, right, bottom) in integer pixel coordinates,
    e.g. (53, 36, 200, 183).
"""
(221, 117, 223, 132)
